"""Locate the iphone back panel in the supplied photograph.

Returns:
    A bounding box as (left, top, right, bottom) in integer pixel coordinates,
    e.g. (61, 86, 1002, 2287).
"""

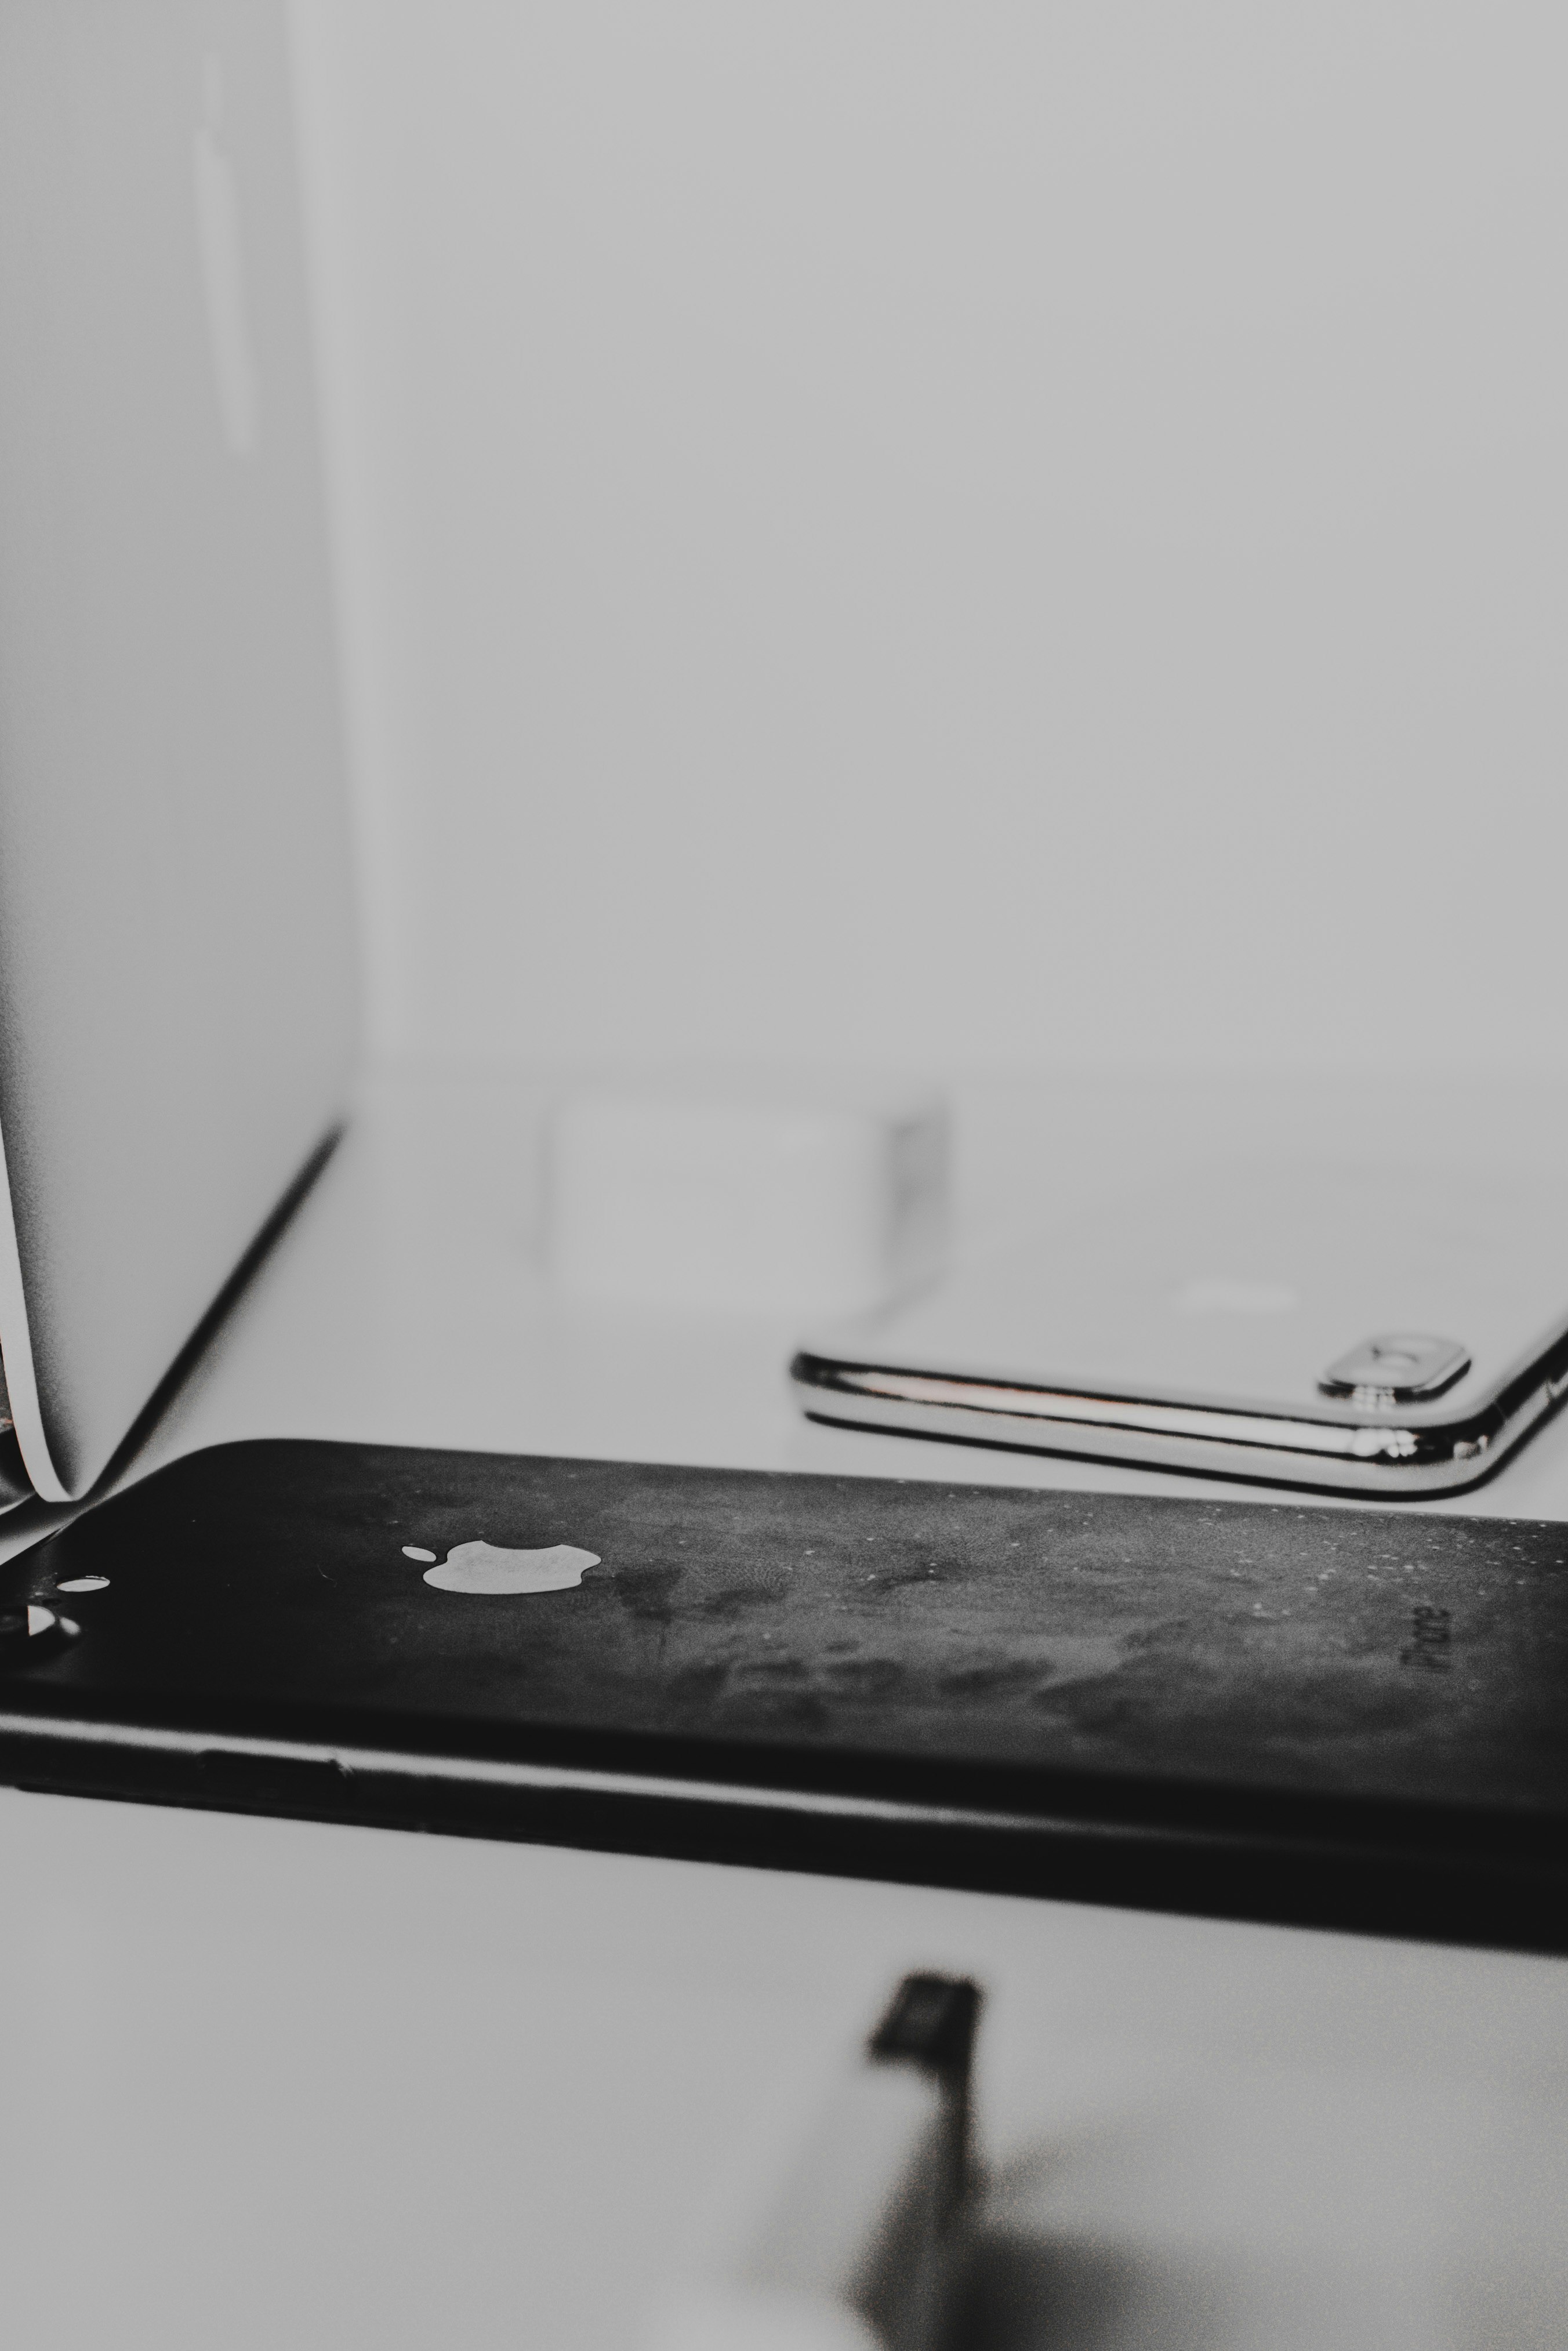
(2, 1439, 1566, 1951)
(793, 1163, 1568, 1496)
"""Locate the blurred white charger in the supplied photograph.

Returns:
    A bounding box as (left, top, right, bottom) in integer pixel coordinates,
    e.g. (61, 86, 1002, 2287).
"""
(545, 1075, 949, 1314)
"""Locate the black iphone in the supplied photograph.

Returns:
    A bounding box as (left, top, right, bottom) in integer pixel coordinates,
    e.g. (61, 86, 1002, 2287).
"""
(2, 1439, 1565, 1950)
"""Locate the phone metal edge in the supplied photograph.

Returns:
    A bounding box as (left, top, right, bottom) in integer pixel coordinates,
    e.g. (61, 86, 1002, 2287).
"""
(790, 1348, 1568, 1496)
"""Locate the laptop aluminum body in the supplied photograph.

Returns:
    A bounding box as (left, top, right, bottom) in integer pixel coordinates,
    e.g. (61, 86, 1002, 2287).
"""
(0, 0, 357, 1505)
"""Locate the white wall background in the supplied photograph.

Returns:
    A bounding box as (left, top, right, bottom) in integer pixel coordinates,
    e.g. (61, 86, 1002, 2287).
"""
(290, 2, 1568, 1075)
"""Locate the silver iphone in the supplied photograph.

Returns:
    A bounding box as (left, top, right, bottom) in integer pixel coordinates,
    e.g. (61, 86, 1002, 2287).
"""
(792, 1161, 1568, 1496)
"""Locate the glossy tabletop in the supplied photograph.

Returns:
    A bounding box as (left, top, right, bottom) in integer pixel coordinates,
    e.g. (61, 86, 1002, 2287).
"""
(3, 1068, 1566, 2350)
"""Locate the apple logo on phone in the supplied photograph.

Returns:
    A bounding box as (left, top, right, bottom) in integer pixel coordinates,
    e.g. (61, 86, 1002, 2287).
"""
(402, 1540, 600, 1594)
(193, 54, 260, 458)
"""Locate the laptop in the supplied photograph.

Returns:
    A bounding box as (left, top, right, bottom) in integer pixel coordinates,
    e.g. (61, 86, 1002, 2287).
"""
(0, 0, 357, 1507)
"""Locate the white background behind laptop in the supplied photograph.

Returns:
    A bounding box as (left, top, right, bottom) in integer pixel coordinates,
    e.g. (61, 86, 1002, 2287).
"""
(290, 0, 1568, 1079)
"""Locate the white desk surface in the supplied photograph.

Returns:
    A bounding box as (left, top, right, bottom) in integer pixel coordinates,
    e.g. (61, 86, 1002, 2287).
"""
(3, 1068, 1567, 2350)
